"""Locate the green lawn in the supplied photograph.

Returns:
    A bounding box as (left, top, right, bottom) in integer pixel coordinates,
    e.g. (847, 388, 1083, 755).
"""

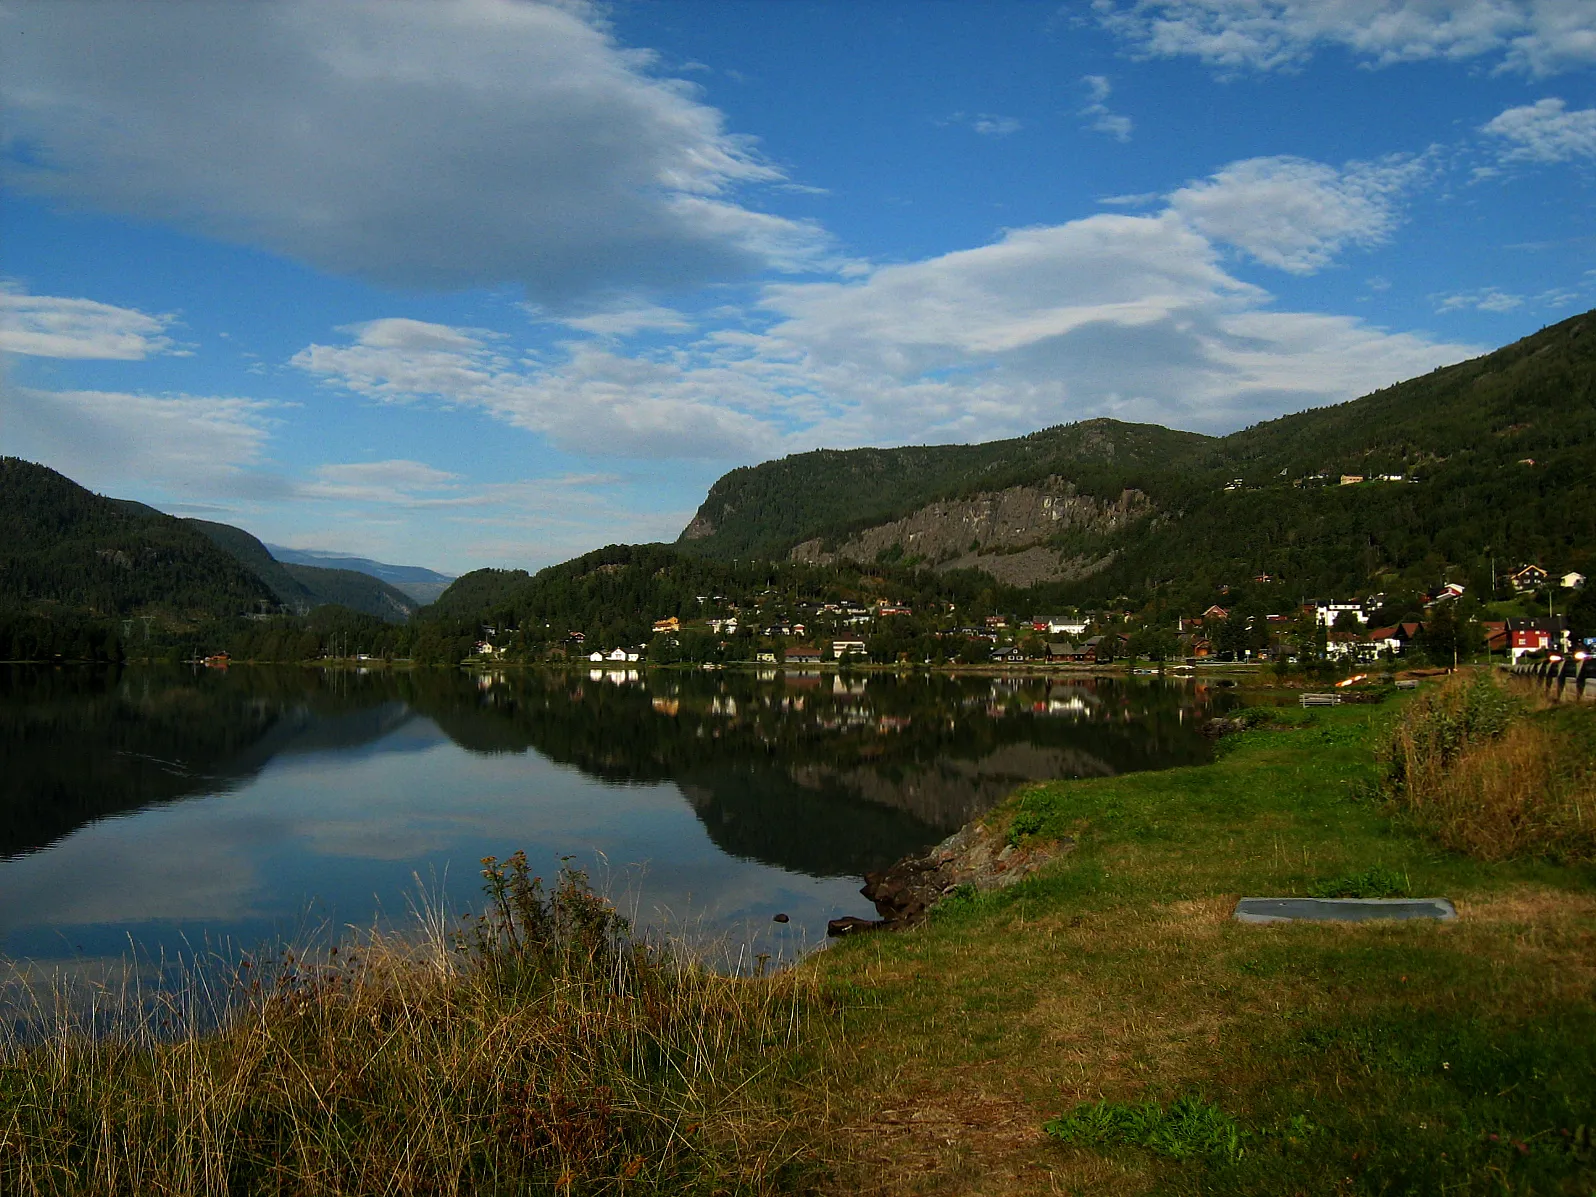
(799, 690, 1596, 1195)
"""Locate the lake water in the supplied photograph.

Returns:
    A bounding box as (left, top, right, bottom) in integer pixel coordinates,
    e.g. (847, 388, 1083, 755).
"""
(0, 665, 1228, 967)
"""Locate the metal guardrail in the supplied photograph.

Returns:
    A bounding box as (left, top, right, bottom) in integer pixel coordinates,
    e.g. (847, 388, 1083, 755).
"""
(1510, 655, 1596, 701)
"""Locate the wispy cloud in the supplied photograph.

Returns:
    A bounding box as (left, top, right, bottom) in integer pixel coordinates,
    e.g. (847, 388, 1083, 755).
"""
(1079, 75, 1134, 142)
(1, 386, 275, 493)
(289, 151, 1477, 458)
(1095, 0, 1596, 77)
(943, 111, 1022, 137)
(0, 288, 182, 359)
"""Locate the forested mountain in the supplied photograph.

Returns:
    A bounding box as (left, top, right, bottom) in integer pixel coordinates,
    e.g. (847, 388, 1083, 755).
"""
(679, 420, 1209, 562)
(0, 460, 423, 660)
(186, 520, 418, 623)
(0, 458, 275, 620)
(675, 309, 1596, 607)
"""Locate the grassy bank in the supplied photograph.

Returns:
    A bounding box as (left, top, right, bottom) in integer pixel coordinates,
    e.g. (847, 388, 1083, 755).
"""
(799, 672, 1596, 1194)
(1, 857, 825, 1195)
(4, 675, 1593, 1195)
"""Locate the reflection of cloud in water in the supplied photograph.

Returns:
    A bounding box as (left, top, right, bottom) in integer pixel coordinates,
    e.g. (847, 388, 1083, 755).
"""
(2, 721, 879, 960)
(1, 666, 1224, 968)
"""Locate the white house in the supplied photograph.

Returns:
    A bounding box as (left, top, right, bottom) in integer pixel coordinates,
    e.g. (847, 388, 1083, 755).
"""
(833, 639, 867, 659)
(1313, 601, 1368, 627)
(1563, 571, 1587, 590)
(1047, 616, 1089, 636)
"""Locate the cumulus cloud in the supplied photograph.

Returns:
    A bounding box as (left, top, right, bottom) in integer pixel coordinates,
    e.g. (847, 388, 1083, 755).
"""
(1482, 97, 1596, 162)
(0, 386, 274, 493)
(1079, 76, 1134, 142)
(294, 153, 1477, 454)
(1168, 155, 1426, 273)
(1096, 0, 1596, 76)
(292, 319, 780, 459)
(0, 0, 830, 302)
(0, 288, 178, 359)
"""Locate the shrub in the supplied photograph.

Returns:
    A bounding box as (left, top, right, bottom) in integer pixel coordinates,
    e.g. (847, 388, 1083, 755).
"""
(1381, 672, 1596, 862)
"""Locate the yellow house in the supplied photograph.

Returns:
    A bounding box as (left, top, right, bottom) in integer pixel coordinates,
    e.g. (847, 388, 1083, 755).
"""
(652, 616, 681, 633)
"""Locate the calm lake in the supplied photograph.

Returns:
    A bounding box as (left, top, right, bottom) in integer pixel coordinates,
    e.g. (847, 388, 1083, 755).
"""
(0, 665, 1229, 966)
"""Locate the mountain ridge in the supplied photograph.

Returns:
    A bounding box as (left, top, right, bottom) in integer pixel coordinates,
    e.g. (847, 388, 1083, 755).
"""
(671, 309, 1596, 603)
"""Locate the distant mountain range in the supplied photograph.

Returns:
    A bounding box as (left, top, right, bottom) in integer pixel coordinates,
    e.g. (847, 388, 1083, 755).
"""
(264, 545, 455, 604)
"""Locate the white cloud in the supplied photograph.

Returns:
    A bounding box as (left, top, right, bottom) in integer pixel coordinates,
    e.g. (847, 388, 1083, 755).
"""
(0, 386, 274, 493)
(554, 303, 695, 336)
(0, 288, 178, 359)
(292, 318, 779, 459)
(292, 153, 1478, 457)
(1079, 76, 1134, 142)
(0, 0, 830, 302)
(1168, 155, 1425, 273)
(943, 112, 1023, 136)
(300, 459, 463, 504)
(1435, 286, 1525, 312)
(1096, 0, 1596, 76)
(1434, 283, 1587, 312)
(1481, 97, 1596, 162)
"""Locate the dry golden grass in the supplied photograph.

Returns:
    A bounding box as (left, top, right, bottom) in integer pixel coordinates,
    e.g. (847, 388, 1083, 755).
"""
(1386, 671, 1596, 862)
(0, 858, 829, 1196)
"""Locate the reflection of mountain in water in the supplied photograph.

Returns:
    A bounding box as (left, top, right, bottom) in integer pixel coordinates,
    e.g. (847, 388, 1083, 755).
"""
(409, 670, 1222, 876)
(790, 743, 1121, 832)
(676, 767, 937, 878)
(0, 667, 429, 859)
(2, 666, 1225, 879)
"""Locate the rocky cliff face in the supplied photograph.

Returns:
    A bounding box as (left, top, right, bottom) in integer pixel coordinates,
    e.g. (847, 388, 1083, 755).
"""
(788, 479, 1154, 586)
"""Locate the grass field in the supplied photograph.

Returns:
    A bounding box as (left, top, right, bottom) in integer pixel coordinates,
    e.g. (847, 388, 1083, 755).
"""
(797, 675, 1596, 1195)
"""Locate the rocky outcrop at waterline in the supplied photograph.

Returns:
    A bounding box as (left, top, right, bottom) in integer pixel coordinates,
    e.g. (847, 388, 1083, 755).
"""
(828, 819, 1074, 937)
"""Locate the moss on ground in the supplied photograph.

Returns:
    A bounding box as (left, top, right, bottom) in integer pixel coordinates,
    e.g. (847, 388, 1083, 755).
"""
(799, 686, 1596, 1196)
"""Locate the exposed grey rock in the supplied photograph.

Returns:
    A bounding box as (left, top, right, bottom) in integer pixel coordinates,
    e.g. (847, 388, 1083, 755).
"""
(829, 820, 1075, 936)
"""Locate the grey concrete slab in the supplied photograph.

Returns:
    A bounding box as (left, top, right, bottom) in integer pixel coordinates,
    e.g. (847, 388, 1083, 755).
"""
(1234, 897, 1457, 924)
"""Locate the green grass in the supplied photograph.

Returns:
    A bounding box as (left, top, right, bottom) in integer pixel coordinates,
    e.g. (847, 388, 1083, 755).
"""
(803, 686, 1596, 1195)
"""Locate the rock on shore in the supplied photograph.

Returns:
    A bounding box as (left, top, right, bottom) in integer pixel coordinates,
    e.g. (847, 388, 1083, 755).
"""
(828, 820, 1074, 937)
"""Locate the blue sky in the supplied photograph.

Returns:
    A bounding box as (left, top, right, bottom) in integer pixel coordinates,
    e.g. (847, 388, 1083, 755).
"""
(2, 1, 1593, 575)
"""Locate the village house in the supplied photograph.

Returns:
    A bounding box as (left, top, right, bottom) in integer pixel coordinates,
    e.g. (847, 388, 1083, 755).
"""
(652, 616, 680, 634)
(1508, 564, 1548, 592)
(1311, 600, 1367, 627)
(1563, 571, 1587, 590)
(1364, 621, 1422, 656)
(832, 639, 867, 659)
(1507, 617, 1569, 661)
(1042, 615, 1089, 636)
(1426, 582, 1466, 606)
(785, 644, 823, 664)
